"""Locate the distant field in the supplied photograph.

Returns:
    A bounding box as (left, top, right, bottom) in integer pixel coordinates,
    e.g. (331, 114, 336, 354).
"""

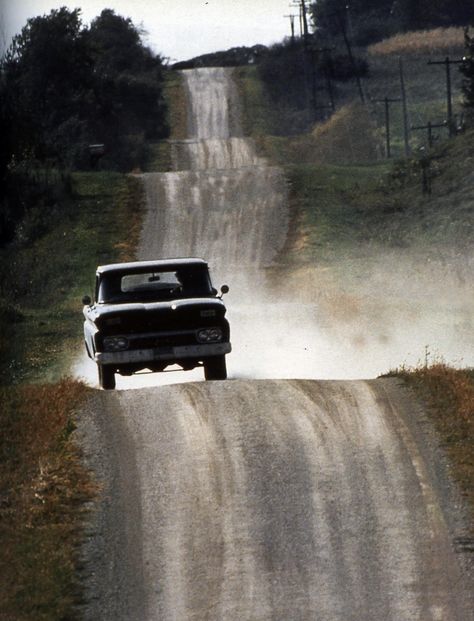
(368, 27, 465, 56)
(237, 27, 467, 160)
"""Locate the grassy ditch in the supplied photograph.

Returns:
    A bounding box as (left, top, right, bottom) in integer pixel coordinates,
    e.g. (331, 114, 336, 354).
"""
(0, 171, 144, 618)
(285, 127, 474, 265)
(391, 363, 474, 535)
(0, 379, 94, 620)
(0, 172, 145, 384)
(145, 70, 189, 171)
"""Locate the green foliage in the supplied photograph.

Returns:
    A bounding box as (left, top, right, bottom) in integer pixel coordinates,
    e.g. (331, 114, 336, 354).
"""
(0, 172, 145, 383)
(85, 9, 168, 166)
(310, 0, 474, 46)
(2, 8, 89, 166)
(0, 7, 168, 243)
(1, 7, 168, 171)
(0, 163, 72, 246)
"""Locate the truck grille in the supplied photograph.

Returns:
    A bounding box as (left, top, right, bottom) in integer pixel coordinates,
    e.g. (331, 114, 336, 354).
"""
(127, 331, 197, 349)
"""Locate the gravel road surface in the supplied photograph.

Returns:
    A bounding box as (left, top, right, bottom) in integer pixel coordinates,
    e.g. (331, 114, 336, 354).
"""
(79, 378, 472, 620)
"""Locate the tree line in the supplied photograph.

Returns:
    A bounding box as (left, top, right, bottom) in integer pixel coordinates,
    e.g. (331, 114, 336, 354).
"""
(0, 7, 169, 245)
(311, 0, 474, 46)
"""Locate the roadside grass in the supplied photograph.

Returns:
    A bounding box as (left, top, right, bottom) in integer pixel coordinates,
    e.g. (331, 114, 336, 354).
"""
(145, 70, 188, 171)
(0, 172, 144, 618)
(389, 363, 474, 534)
(0, 378, 94, 620)
(0, 172, 145, 384)
(283, 126, 474, 265)
(234, 66, 276, 137)
(282, 161, 390, 265)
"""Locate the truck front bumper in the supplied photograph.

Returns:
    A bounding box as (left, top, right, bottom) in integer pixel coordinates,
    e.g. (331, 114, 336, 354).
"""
(95, 342, 231, 365)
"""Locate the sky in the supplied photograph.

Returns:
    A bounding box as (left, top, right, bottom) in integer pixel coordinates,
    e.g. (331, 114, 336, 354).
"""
(0, 0, 294, 61)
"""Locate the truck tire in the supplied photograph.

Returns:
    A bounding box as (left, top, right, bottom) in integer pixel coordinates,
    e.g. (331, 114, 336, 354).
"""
(204, 355, 227, 380)
(98, 364, 116, 390)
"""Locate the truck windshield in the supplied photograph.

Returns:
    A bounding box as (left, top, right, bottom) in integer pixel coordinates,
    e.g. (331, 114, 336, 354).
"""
(97, 267, 214, 303)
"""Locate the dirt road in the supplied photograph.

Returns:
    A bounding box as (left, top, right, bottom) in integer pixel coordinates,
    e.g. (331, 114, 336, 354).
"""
(80, 378, 471, 620)
(78, 68, 472, 619)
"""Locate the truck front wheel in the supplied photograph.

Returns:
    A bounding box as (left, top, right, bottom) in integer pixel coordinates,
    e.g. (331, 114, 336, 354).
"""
(98, 364, 116, 390)
(204, 356, 227, 380)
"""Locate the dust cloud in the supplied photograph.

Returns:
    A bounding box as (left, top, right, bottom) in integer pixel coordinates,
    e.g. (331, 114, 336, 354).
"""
(73, 67, 474, 388)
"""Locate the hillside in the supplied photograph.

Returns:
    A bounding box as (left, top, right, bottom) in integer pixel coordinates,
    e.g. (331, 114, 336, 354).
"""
(234, 28, 472, 262)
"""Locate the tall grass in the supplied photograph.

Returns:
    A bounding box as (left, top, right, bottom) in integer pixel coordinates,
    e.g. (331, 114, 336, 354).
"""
(368, 27, 465, 56)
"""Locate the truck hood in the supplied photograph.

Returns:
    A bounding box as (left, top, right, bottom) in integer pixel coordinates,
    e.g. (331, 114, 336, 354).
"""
(85, 297, 228, 333)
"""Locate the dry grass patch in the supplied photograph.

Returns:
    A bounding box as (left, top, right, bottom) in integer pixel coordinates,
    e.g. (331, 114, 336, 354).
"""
(0, 379, 95, 620)
(393, 363, 474, 532)
(310, 103, 382, 163)
(369, 27, 465, 56)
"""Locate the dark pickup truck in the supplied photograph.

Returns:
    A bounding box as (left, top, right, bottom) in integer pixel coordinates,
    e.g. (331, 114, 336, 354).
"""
(82, 258, 231, 389)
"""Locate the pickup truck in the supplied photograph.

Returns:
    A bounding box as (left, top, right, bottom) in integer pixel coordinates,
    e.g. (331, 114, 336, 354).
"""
(82, 258, 231, 389)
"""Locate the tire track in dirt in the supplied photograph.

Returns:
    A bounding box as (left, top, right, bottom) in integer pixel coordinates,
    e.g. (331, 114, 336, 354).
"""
(79, 378, 472, 620)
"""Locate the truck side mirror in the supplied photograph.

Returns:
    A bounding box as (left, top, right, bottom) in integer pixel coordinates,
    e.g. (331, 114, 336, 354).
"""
(82, 295, 92, 306)
(220, 285, 229, 295)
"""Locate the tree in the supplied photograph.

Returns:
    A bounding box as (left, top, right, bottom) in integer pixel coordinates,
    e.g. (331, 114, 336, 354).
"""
(1, 7, 169, 171)
(2, 8, 90, 165)
(310, 0, 396, 45)
(85, 9, 168, 163)
(310, 0, 474, 46)
(0, 6, 169, 243)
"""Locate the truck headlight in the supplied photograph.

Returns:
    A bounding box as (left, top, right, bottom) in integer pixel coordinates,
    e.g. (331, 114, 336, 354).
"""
(103, 336, 129, 351)
(197, 328, 223, 343)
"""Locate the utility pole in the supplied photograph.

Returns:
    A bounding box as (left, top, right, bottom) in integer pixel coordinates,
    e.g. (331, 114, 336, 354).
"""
(373, 97, 401, 158)
(428, 57, 463, 136)
(399, 57, 410, 156)
(284, 14, 297, 44)
(301, 0, 309, 41)
(411, 121, 447, 148)
(290, 1, 303, 37)
(291, 0, 312, 113)
(313, 47, 336, 112)
(332, 9, 365, 103)
(290, 0, 309, 40)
